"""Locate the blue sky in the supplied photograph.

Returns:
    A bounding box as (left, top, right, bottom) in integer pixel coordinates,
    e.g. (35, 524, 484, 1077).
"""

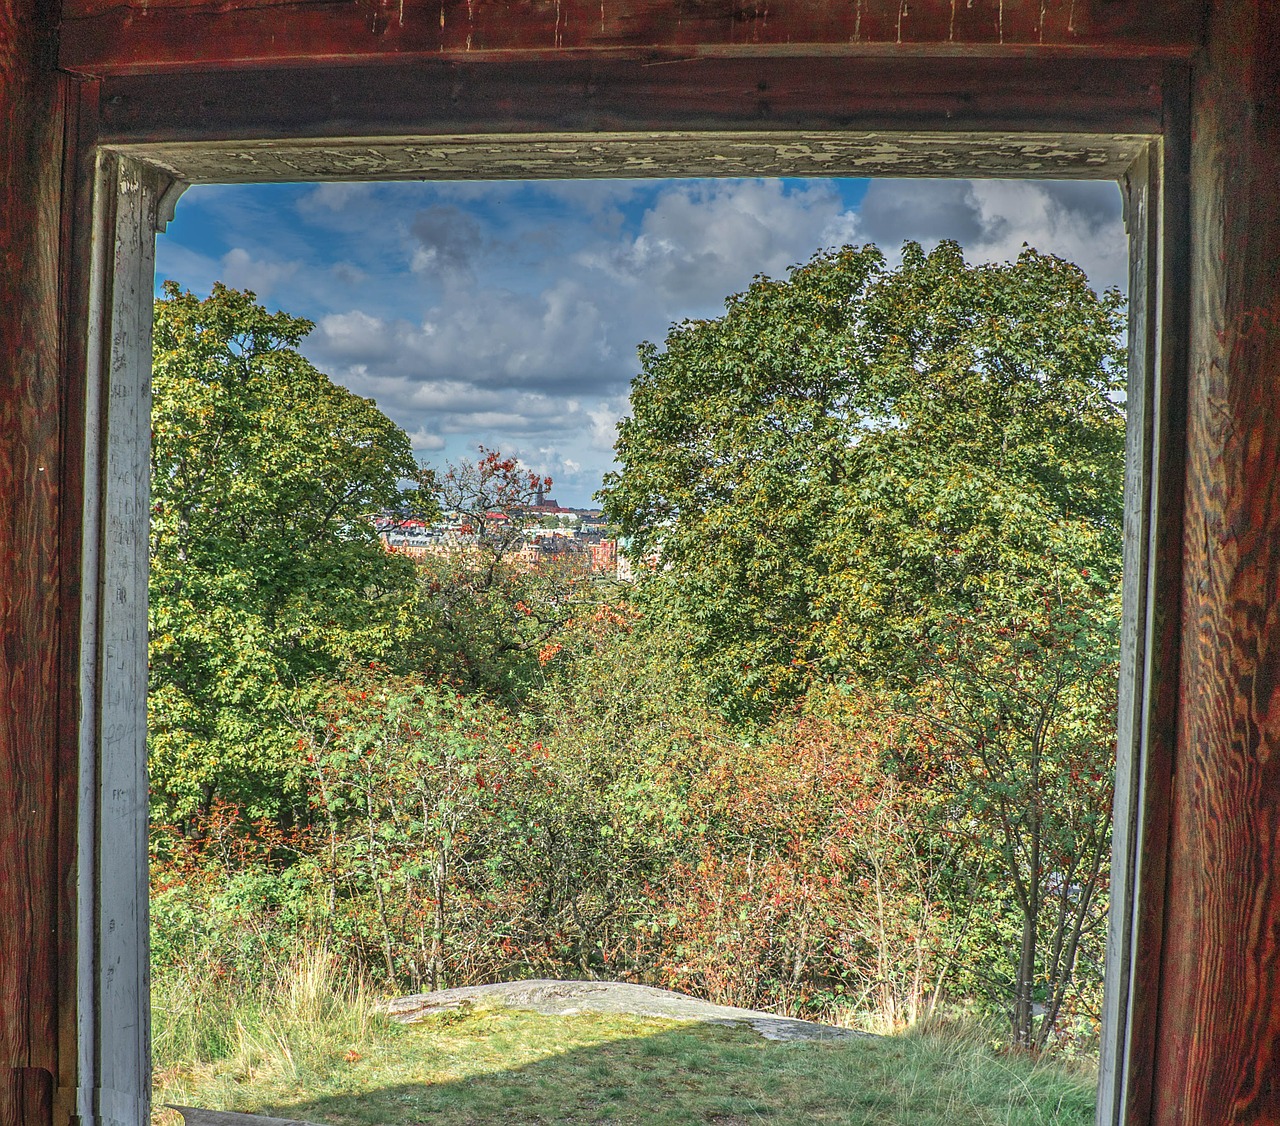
(156, 176, 1125, 507)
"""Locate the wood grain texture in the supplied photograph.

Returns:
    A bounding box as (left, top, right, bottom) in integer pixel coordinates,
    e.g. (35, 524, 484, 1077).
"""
(0, 1069, 53, 1126)
(1155, 1, 1280, 1121)
(0, 0, 67, 1121)
(111, 130, 1150, 185)
(55, 78, 100, 1126)
(90, 154, 163, 1126)
(58, 0, 1205, 76)
(94, 54, 1169, 147)
(1097, 66, 1191, 1126)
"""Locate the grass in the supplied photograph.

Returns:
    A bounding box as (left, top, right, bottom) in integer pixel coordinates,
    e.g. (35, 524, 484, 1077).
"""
(152, 952, 1097, 1125)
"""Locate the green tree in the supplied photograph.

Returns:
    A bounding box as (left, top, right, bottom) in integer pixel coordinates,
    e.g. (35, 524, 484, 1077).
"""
(600, 241, 1126, 1044)
(149, 282, 421, 826)
(806, 243, 1124, 1048)
(600, 244, 885, 717)
(411, 450, 585, 705)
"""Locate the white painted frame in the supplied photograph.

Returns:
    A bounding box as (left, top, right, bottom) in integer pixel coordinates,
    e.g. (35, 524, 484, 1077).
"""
(76, 152, 183, 1126)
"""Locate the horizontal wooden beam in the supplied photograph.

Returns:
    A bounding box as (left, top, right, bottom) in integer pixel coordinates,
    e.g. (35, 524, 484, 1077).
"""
(59, 0, 1204, 77)
(95, 55, 1171, 149)
(104, 130, 1151, 186)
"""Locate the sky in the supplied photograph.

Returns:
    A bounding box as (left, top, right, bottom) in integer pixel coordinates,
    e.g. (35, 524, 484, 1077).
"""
(156, 176, 1126, 508)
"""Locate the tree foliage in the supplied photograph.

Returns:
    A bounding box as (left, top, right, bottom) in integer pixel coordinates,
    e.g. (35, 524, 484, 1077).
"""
(601, 241, 1126, 1044)
(410, 449, 586, 704)
(149, 282, 420, 824)
(602, 241, 1125, 711)
(151, 244, 1127, 1053)
(601, 244, 885, 714)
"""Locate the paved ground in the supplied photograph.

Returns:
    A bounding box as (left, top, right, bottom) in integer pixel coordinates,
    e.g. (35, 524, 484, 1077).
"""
(383, 978, 860, 1042)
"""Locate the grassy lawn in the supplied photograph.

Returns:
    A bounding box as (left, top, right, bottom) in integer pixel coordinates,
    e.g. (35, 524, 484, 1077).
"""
(152, 959, 1097, 1125)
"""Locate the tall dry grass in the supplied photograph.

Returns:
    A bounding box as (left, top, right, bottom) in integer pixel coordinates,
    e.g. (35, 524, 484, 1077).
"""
(151, 937, 388, 1122)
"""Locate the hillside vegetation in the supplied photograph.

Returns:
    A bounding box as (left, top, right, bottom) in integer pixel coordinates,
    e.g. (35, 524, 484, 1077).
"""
(150, 239, 1124, 1095)
(152, 942, 1098, 1124)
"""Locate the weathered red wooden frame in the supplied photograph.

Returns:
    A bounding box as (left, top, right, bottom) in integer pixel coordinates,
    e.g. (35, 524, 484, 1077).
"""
(47, 52, 1190, 1126)
(11, 0, 1280, 1122)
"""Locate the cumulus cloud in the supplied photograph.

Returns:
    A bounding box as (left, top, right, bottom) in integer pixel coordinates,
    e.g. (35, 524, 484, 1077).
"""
(312, 283, 616, 399)
(404, 427, 447, 452)
(298, 182, 378, 215)
(159, 174, 1128, 504)
(410, 205, 488, 276)
(155, 242, 222, 296)
(586, 396, 629, 454)
(218, 248, 300, 299)
(856, 178, 1125, 291)
(581, 179, 859, 309)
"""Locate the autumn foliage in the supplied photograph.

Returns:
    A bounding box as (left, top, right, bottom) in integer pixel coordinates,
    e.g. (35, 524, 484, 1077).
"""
(152, 609, 1108, 1040)
(151, 244, 1122, 1052)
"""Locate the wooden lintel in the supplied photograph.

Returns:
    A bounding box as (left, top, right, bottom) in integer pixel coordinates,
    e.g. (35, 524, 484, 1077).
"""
(58, 0, 1205, 77)
(93, 55, 1170, 148)
(106, 130, 1151, 186)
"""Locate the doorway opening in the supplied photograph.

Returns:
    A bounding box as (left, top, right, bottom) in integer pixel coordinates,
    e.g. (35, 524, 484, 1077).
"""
(140, 171, 1131, 1120)
(82, 122, 1177, 1126)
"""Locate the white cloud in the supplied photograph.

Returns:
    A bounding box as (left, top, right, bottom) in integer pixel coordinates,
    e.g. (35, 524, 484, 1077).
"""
(404, 427, 447, 452)
(219, 247, 299, 299)
(159, 175, 1128, 504)
(295, 182, 379, 222)
(963, 180, 1127, 291)
(580, 179, 859, 309)
(155, 242, 221, 295)
(856, 178, 1125, 291)
(586, 397, 628, 453)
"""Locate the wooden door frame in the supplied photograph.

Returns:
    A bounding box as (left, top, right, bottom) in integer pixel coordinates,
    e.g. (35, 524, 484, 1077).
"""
(69, 54, 1191, 1125)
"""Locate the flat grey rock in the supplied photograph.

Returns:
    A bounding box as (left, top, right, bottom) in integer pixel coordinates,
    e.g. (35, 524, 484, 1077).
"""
(384, 979, 861, 1042)
(169, 1108, 322, 1126)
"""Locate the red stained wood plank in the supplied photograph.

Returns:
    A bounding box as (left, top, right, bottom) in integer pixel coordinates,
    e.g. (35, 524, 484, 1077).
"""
(945, 0, 1002, 44)
(844, 0, 904, 44)
(1155, 1, 1280, 1121)
(58, 0, 1204, 76)
(0, 1068, 53, 1126)
(93, 54, 1168, 145)
(0, 0, 68, 1120)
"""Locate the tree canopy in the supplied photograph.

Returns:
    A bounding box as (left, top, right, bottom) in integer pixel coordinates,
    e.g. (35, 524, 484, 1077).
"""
(600, 241, 1126, 1045)
(149, 282, 421, 824)
(600, 240, 1126, 717)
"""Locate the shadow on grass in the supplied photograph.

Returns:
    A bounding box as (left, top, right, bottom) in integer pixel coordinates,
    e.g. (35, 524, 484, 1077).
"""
(247, 1019, 1096, 1126)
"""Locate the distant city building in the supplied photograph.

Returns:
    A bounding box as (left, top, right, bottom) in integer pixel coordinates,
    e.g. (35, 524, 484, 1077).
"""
(588, 539, 617, 574)
(374, 509, 628, 580)
(525, 484, 566, 515)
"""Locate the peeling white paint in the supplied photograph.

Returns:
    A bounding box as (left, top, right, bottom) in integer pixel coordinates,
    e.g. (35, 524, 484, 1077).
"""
(108, 131, 1148, 186)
